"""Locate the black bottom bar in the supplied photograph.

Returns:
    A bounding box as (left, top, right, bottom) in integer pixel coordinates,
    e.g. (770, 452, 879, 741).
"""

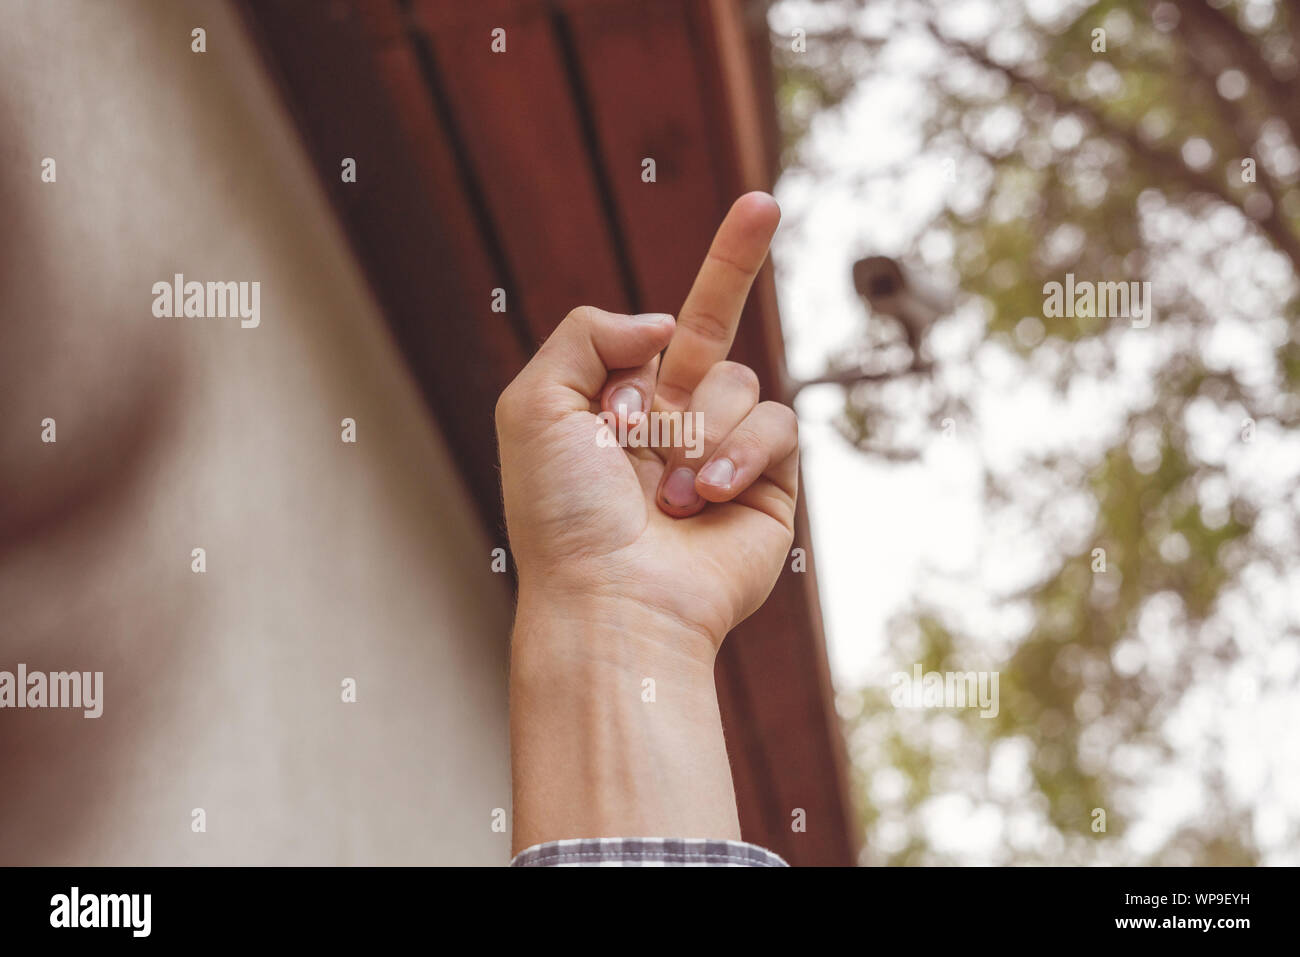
(0, 865, 1279, 944)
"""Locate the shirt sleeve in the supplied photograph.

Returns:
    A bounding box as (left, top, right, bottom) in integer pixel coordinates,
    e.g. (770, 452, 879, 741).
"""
(509, 837, 789, 867)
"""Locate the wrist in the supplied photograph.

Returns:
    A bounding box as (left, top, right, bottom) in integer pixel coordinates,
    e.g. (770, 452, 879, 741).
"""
(511, 583, 719, 682)
(507, 586, 739, 852)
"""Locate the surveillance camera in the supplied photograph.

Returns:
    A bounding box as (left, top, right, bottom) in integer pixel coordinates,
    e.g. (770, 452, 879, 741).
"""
(851, 255, 953, 363)
(790, 255, 954, 395)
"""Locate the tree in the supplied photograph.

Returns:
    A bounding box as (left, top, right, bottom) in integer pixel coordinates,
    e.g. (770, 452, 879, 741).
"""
(770, 0, 1300, 864)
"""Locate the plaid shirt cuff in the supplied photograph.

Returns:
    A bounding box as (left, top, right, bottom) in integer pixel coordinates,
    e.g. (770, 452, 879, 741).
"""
(510, 837, 789, 867)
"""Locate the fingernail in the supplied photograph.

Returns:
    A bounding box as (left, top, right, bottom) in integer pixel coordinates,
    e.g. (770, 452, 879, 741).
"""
(633, 312, 673, 324)
(610, 386, 643, 417)
(662, 467, 701, 508)
(698, 458, 735, 489)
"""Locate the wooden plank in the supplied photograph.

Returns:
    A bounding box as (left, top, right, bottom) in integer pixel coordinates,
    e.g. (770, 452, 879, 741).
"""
(693, 0, 860, 866)
(561, 0, 856, 864)
(557, 0, 792, 851)
(560, 0, 727, 314)
(410, 0, 631, 341)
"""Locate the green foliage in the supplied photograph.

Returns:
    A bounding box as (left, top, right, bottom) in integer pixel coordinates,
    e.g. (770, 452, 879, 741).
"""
(775, 0, 1300, 864)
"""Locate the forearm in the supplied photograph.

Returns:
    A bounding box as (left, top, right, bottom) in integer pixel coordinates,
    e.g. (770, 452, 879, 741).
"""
(508, 591, 740, 854)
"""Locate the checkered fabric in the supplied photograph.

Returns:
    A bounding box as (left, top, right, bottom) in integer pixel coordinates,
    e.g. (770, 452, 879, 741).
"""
(510, 837, 789, 867)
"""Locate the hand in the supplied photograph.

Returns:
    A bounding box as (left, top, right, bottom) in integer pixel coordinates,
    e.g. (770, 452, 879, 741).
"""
(498, 192, 795, 848)
(495, 192, 797, 655)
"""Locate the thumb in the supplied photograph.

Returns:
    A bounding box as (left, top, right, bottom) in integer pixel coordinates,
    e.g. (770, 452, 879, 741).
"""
(513, 306, 676, 414)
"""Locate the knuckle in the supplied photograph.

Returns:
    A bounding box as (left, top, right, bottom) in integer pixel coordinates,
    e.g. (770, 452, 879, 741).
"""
(495, 384, 524, 430)
(716, 361, 760, 395)
(729, 427, 767, 459)
(764, 401, 798, 439)
(564, 304, 597, 329)
(708, 249, 752, 280)
(683, 308, 731, 343)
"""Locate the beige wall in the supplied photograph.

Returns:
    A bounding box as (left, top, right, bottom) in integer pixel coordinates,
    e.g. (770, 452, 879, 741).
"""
(0, 0, 513, 864)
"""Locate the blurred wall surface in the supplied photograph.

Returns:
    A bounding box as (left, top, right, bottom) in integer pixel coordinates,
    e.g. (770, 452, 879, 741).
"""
(0, 0, 513, 863)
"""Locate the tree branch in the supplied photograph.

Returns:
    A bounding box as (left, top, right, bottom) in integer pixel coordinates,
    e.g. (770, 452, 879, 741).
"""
(1174, 11, 1295, 244)
(925, 21, 1300, 274)
(791, 361, 932, 397)
(1174, 0, 1300, 145)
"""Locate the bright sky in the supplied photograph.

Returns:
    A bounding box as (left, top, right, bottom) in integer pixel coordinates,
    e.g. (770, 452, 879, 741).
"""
(770, 0, 1300, 864)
